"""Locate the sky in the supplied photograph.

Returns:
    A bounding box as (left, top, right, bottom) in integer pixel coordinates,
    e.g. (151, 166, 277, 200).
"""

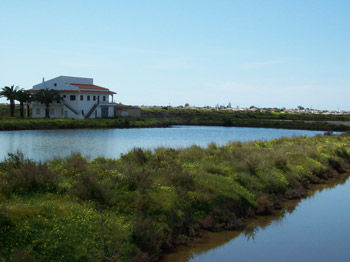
(0, 0, 349, 110)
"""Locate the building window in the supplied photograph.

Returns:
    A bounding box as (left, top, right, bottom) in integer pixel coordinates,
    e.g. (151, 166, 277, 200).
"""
(50, 109, 54, 115)
(80, 95, 83, 101)
(36, 108, 40, 115)
(70, 95, 76, 101)
(87, 95, 90, 101)
(63, 95, 66, 98)
(103, 96, 106, 101)
(54, 83, 57, 86)
(93, 96, 96, 101)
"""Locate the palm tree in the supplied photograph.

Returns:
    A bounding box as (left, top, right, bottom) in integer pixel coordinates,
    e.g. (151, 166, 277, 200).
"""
(15, 90, 32, 118)
(34, 88, 61, 118)
(0, 85, 20, 117)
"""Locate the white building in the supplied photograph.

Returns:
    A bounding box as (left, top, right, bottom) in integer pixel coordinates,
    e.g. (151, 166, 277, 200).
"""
(29, 76, 116, 119)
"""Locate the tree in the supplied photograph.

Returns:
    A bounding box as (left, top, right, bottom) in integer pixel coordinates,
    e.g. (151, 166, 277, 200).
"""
(0, 85, 20, 117)
(15, 90, 32, 118)
(34, 88, 61, 118)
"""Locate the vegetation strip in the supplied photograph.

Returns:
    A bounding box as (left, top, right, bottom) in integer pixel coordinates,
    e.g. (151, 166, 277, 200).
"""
(0, 118, 166, 131)
(1, 109, 350, 131)
(1, 96, 350, 131)
(1, 133, 350, 261)
(140, 108, 350, 131)
(0, 117, 348, 132)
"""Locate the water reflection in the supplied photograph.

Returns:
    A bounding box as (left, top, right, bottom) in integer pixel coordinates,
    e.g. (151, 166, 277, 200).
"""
(161, 174, 350, 262)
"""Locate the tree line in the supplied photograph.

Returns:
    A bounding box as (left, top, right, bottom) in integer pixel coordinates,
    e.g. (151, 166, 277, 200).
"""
(0, 85, 61, 118)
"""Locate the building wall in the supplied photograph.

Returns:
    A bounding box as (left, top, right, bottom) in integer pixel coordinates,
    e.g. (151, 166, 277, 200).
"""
(32, 93, 115, 119)
(61, 92, 113, 119)
(109, 106, 114, 117)
(114, 108, 140, 117)
(31, 76, 115, 119)
(32, 104, 65, 118)
(100, 105, 115, 118)
(33, 76, 93, 91)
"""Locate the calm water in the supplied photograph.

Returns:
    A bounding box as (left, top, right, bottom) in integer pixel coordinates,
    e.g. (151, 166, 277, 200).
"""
(0, 126, 325, 161)
(162, 174, 350, 262)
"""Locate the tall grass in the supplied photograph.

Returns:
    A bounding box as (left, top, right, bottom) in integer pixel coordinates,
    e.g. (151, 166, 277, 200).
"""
(1, 133, 350, 261)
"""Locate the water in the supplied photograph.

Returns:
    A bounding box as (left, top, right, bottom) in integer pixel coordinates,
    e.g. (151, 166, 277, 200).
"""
(0, 126, 325, 161)
(162, 175, 350, 262)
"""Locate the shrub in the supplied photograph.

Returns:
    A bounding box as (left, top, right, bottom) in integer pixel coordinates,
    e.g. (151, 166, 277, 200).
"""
(70, 173, 109, 206)
(121, 148, 151, 166)
(65, 153, 88, 174)
(328, 157, 347, 173)
(256, 195, 274, 215)
(1, 151, 25, 170)
(1, 161, 57, 196)
(10, 249, 35, 262)
(132, 216, 164, 259)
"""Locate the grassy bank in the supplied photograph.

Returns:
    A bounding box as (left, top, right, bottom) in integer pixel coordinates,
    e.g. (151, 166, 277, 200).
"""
(0, 117, 348, 132)
(1, 134, 350, 261)
(0, 118, 169, 131)
(142, 108, 350, 121)
(141, 108, 350, 131)
(1, 107, 350, 131)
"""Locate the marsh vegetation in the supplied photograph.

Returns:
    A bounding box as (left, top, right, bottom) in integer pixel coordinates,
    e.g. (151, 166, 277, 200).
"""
(1, 133, 350, 261)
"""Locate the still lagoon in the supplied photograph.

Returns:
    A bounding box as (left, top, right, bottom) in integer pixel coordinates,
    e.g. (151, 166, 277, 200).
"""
(0, 126, 326, 161)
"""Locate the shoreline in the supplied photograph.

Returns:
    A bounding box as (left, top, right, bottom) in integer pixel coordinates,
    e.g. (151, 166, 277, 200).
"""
(1, 108, 350, 132)
(0, 118, 349, 132)
(160, 173, 350, 261)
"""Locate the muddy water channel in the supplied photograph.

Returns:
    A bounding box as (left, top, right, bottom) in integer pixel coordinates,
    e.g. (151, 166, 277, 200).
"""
(162, 174, 350, 262)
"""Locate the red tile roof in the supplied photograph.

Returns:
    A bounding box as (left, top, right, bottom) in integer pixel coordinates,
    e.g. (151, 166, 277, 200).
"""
(70, 83, 109, 90)
(27, 83, 116, 95)
(28, 89, 116, 95)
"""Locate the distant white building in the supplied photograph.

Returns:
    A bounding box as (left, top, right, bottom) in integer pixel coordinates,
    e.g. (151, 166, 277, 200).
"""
(29, 76, 116, 119)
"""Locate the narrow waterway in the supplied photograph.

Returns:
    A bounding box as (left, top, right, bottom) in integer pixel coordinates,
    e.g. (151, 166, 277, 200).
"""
(161, 174, 350, 262)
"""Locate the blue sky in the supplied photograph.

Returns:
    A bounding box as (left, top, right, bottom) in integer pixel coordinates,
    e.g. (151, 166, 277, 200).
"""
(1, 0, 349, 109)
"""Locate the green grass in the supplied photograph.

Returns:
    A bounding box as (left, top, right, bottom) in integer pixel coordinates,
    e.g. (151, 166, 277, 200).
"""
(1, 105, 350, 131)
(142, 108, 350, 121)
(0, 118, 168, 131)
(0, 116, 348, 132)
(140, 108, 350, 131)
(1, 133, 350, 261)
(0, 104, 21, 118)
